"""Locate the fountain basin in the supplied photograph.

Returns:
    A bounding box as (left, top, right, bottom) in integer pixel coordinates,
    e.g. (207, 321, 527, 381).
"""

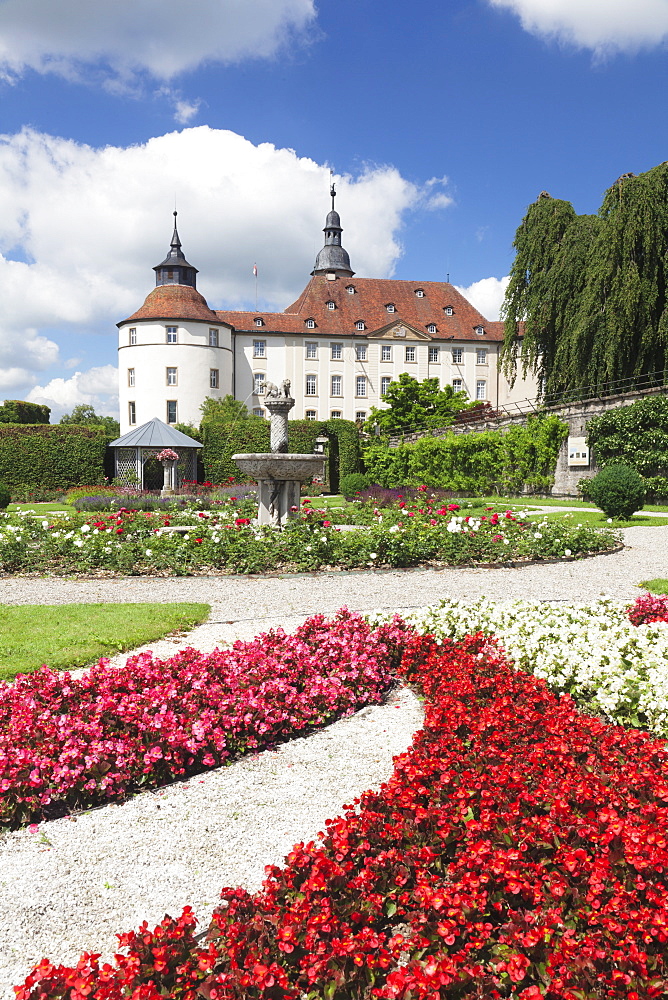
(233, 452, 326, 526)
(232, 453, 325, 481)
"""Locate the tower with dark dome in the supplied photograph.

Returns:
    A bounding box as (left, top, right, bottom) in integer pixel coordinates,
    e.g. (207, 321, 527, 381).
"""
(311, 184, 354, 278)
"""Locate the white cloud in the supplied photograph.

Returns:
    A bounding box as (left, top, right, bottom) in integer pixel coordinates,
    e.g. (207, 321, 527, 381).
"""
(0, 125, 423, 412)
(456, 276, 509, 321)
(173, 98, 202, 125)
(27, 365, 119, 421)
(420, 175, 454, 212)
(487, 0, 668, 54)
(0, 0, 316, 82)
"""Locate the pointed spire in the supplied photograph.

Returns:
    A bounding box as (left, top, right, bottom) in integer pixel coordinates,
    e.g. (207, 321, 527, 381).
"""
(311, 181, 354, 278)
(153, 211, 199, 288)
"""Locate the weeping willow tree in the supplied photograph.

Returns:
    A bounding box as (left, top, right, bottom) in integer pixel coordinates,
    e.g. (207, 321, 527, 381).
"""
(501, 163, 668, 400)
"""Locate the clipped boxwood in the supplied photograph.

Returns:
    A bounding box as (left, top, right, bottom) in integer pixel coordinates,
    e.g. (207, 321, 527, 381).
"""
(587, 462, 646, 519)
(339, 472, 371, 498)
(0, 425, 110, 491)
(0, 484, 10, 509)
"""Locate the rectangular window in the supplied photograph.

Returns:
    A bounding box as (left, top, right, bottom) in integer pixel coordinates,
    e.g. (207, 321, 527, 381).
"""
(129, 328, 137, 345)
(331, 342, 342, 360)
(381, 344, 392, 362)
(305, 410, 317, 420)
(305, 341, 318, 359)
(306, 374, 317, 396)
(127, 368, 135, 387)
(166, 326, 177, 344)
(428, 346, 440, 363)
(166, 400, 177, 424)
(252, 407, 265, 417)
(476, 349, 488, 364)
(356, 375, 367, 397)
(452, 348, 463, 364)
(209, 329, 219, 347)
(166, 367, 177, 386)
(452, 378, 463, 392)
(355, 344, 367, 361)
(355, 411, 366, 422)
(381, 376, 392, 395)
(331, 375, 342, 396)
(210, 368, 219, 389)
(331, 410, 342, 419)
(476, 380, 486, 400)
(253, 339, 266, 358)
(128, 401, 136, 425)
(405, 345, 416, 363)
(254, 373, 265, 395)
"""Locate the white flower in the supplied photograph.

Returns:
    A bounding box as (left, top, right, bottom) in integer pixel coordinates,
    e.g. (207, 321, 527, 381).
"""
(41, 520, 49, 528)
(145, 549, 152, 556)
(104, 546, 112, 553)
(305, 545, 312, 552)
(389, 524, 400, 533)
(73, 539, 84, 548)
(533, 532, 542, 539)
(80, 524, 91, 533)
(564, 548, 572, 556)
(369, 552, 377, 559)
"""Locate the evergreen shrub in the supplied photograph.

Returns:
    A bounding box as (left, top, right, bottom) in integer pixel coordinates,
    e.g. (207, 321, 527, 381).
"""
(0, 484, 10, 509)
(586, 462, 646, 519)
(0, 426, 109, 491)
(339, 472, 371, 498)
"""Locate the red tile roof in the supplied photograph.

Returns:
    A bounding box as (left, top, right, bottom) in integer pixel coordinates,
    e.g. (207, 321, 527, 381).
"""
(216, 276, 504, 342)
(118, 284, 222, 326)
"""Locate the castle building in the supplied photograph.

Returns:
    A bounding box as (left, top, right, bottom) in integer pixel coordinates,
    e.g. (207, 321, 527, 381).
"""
(117, 197, 535, 433)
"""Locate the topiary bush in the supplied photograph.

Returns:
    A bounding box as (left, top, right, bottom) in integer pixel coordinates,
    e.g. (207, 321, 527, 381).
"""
(339, 472, 371, 497)
(586, 462, 646, 519)
(0, 484, 10, 509)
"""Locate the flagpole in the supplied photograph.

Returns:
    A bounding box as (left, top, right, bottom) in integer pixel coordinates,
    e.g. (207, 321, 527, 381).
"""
(253, 263, 258, 310)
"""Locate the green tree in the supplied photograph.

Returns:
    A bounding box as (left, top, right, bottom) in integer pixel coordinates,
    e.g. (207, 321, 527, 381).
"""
(501, 164, 668, 399)
(364, 373, 472, 435)
(60, 404, 120, 437)
(0, 400, 50, 424)
(200, 395, 258, 424)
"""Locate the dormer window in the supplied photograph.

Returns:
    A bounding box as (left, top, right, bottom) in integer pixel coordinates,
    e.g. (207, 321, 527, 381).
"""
(254, 318, 264, 327)
(346, 285, 356, 294)
(427, 323, 437, 334)
(355, 320, 365, 331)
(306, 318, 316, 329)
(444, 306, 454, 316)
(475, 325, 485, 335)
(415, 288, 425, 297)
(326, 301, 336, 310)
(386, 303, 396, 313)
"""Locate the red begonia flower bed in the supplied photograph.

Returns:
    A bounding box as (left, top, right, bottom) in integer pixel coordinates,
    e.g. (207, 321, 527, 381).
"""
(17, 627, 668, 999)
(0, 610, 404, 827)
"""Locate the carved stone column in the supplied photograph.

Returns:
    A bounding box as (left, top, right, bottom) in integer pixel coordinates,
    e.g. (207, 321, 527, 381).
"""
(265, 396, 295, 452)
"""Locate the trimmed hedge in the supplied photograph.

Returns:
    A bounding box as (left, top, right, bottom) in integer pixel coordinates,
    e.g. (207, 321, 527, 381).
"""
(201, 417, 361, 490)
(0, 400, 50, 424)
(0, 425, 109, 491)
(363, 414, 567, 494)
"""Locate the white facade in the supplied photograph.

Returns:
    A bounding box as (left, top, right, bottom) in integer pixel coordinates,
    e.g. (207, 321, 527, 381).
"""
(118, 318, 233, 432)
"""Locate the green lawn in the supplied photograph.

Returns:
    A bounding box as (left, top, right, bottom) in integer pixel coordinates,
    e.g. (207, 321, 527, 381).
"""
(8, 502, 75, 513)
(638, 579, 668, 594)
(0, 602, 210, 681)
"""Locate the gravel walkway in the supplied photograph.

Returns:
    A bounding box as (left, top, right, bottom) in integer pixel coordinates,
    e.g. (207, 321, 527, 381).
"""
(0, 524, 667, 996)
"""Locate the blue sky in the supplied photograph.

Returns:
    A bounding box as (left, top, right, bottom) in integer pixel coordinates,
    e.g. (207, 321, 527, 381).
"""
(1, 0, 668, 418)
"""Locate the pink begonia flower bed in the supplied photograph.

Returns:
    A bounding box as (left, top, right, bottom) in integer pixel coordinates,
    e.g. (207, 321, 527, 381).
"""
(0, 610, 407, 828)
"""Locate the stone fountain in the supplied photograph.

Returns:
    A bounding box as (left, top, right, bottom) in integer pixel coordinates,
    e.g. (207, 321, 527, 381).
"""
(233, 379, 325, 526)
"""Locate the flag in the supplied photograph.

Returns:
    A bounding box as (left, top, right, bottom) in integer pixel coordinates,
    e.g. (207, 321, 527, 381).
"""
(253, 263, 258, 277)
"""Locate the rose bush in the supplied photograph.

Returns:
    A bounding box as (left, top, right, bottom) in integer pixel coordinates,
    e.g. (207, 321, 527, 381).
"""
(0, 497, 618, 576)
(18, 631, 668, 999)
(0, 610, 405, 827)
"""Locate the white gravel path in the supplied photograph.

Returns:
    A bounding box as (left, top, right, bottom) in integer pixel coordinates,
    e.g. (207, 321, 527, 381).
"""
(0, 524, 667, 996)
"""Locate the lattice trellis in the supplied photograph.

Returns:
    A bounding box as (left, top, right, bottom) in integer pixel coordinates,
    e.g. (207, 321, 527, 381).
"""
(113, 446, 198, 489)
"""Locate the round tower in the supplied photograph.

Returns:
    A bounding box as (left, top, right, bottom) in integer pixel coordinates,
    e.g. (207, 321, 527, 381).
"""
(117, 214, 233, 433)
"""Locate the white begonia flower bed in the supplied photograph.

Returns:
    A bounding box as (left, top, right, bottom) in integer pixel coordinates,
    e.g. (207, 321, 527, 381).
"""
(368, 598, 668, 735)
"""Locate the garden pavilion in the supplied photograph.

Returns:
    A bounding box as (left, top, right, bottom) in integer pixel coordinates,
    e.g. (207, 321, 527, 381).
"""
(109, 418, 202, 490)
